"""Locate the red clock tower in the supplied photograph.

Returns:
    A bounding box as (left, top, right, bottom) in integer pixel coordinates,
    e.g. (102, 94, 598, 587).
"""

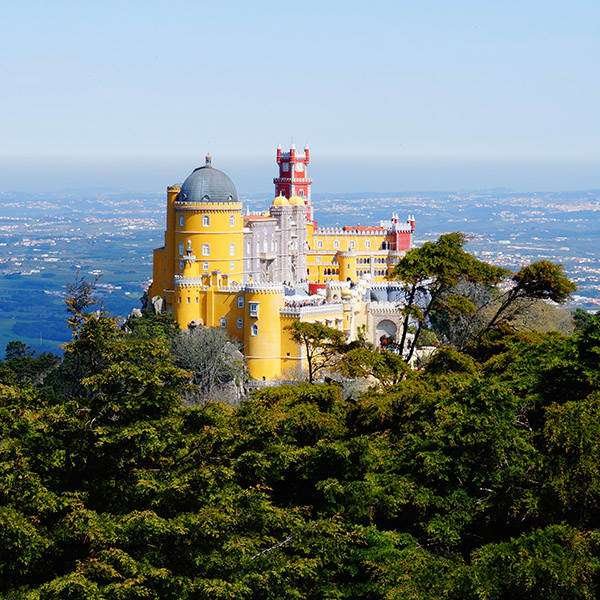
(274, 144, 313, 222)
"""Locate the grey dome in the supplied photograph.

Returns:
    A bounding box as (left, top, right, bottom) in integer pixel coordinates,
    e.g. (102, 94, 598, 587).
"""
(178, 155, 238, 203)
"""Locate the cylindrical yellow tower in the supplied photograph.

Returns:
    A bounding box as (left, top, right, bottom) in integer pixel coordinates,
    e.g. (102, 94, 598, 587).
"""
(173, 249, 205, 328)
(172, 156, 244, 287)
(338, 252, 357, 283)
(243, 284, 284, 380)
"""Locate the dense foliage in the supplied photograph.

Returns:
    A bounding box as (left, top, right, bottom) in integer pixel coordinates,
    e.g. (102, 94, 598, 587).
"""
(391, 233, 576, 358)
(0, 301, 598, 598)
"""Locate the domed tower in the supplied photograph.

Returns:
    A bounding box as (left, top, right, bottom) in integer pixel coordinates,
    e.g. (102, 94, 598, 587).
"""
(174, 154, 243, 283)
(149, 155, 244, 325)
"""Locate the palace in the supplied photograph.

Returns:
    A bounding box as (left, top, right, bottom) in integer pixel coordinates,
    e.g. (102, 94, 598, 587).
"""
(148, 146, 415, 380)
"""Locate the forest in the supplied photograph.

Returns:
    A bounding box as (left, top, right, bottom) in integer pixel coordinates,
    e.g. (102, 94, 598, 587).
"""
(0, 234, 598, 599)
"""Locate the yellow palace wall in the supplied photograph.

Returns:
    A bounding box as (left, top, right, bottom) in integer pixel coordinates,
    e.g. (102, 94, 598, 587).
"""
(307, 227, 394, 284)
(150, 184, 398, 381)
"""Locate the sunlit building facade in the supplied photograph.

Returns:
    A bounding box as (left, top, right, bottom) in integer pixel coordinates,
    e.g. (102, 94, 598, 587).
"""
(148, 147, 415, 380)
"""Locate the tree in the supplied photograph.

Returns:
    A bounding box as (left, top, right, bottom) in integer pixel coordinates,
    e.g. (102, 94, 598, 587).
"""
(288, 321, 345, 383)
(65, 270, 101, 334)
(336, 346, 409, 388)
(477, 260, 576, 341)
(171, 327, 245, 401)
(5, 340, 34, 361)
(392, 233, 507, 362)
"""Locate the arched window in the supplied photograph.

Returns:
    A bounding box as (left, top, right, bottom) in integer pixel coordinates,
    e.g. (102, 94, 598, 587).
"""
(229, 243, 235, 256)
(178, 242, 184, 256)
(219, 317, 227, 328)
(178, 214, 184, 227)
(229, 215, 235, 226)
(202, 215, 210, 227)
(202, 244, 210, 256)
(251, 324, 259, 336)
(236, 318, 243, 329)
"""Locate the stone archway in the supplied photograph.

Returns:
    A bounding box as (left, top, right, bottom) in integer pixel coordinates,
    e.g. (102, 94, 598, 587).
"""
(376, 319, 397, 340)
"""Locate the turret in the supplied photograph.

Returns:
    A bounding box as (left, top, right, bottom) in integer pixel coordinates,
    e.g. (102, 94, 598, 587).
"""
(243, 284, 284, 380)
(273, 143, 313, 222)
(408, 214, 416, 232)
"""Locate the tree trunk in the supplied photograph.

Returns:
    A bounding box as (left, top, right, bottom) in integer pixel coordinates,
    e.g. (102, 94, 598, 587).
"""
(398, 283, 417, 356)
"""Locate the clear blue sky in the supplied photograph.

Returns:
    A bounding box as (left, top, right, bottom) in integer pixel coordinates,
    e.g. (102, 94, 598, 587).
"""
(1, 0, 599, 192)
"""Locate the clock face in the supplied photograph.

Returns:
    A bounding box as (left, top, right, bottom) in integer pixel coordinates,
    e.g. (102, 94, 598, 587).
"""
(295, 163, 304, 172)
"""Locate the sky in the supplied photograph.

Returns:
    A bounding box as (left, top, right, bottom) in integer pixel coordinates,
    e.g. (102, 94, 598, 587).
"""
(1, 0, 599, 192)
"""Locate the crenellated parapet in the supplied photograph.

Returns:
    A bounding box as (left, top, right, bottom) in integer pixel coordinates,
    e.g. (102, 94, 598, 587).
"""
(173, 201, 242, 212)
(244, 283, 284, 295)
(173, 275, 209, 289)
(280, 303, 343, 316)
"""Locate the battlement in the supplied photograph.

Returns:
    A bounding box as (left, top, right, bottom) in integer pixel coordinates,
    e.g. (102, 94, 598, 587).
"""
(244, 283, 284, 294)
(280, 303, 343, 316)
(173, 276, 209, 289)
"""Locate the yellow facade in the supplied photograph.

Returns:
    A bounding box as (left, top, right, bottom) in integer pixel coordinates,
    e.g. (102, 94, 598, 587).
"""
(149, 159, 413, 382)
(306, 230, 397, 284)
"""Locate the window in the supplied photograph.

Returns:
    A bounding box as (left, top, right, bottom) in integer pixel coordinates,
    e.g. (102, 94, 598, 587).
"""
(178, 242, 184, 256)
(230, 261, 235, 271)
(178, 214, 185, 227)
(317, 240, 323, 249)
(282, 162, 289, 172)
(333, 240, 339, 249)
(349, 241, 355, 250)
(247, 242, 251, 253)
(179, 260, 184, 270)
(249, 302, 259, 317)
(316, 257, 321, 264)
(237, 295, 244, 308)
(202, 215, 210, 227)
(298, 190, 304, 197)
(229, 243, 235, 256)
(219, 317, 227, 328)
(187, 297, 191, 303)
(203, 262, 209, 270)
(251, 324, 259, 336)
(236, 318, 243, 329)
(202, 244, 210, 256)
(229, 215, 235, 227)
(365, 239, 371, 249)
